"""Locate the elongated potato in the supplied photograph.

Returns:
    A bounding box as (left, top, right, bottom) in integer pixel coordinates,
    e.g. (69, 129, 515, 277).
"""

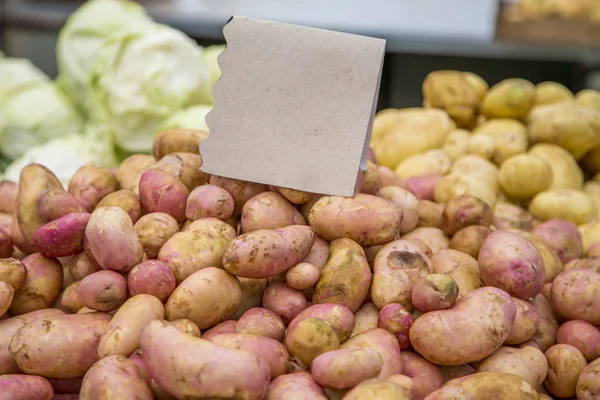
(506, 298, 539, 345)
(10, 253, 63, 315)
(311, 347, 383, 389)
(556, 320, 600, 361)
(9, 313, 111, 379)
(410, 287, 516, 365)
(529, 189, 597, 225)
(166, 267, 241, 330)
(477, 346, 548, 388)
(134, 212, 179, 259)
(447, 372, 539, 400)
(141, 320, 270, 400)
(551, 269, 600, 324)
(241, 191, 305, 232)
(37, 188, 85, 223)
(78, 270, 127, 312)
(266, 372, 327, 400)
(0, 374, 54, 400)
(0, 257, 27, 290)
(544, 344, 587, 399)
(80, 355, 153, 400)
(341, 328, 402, 379)
(33, 212, 90, 258)
(308, 194, 403, 246)
(344, 379, 412, 400)
(236, 307, 285, 341)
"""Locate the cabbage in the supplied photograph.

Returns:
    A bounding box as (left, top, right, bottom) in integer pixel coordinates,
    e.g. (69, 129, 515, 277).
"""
(3, 124, 118, 187)
(195, 45, 225, 105)
(56, 0, 154, 116)
(89, 24, 209, 152)
(0, 56, 50, 100)
(156, 105, 212, 133)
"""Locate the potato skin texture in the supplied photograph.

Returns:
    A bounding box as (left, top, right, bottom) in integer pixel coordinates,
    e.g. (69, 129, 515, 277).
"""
(288, 303, 355, 343)
(0, 257, 27, 291)
(577, 357, 600, 400)
(139, 168, 190, 222)
(401, 351, 444, 398)
(409, 287, 517, 366)
(95, 189, 142, 224)
(441, 195, 492, 235)
(0, 374, 54, 400)
(152, 128, 206, 159)
(447, 371, 539, 400)
(556, 320, 600, 361)
(341, 328, 402, 379)
(186, 184, 235, 221)
(117, 154, 155, 191)
(134, 212, 179, 259)
(78, 270, 127, 312)
(477, 346, 548, 388)
(529, 189, 597, 225)
(311, 347, 383, 389)
(210, 175, 269, 218)
(80, 355, 153, 400)
(140, 320, 270, 400)
(308, 193, 403, 246)
(68, 166, 118, 212)
(506, 297, 539, 345)
(241, 191, 305, 232)
(236, 307, 285, 341)
(481, 78, 535, 119)
(127, 260, 176, 303)
(529, 294, 559, 352)
(10, 253, 63, 315)
(532, 219, 583, 263)
(33, 212, 90, 258)
(266, 372, 327, 400)
(37, 188, 85, 223)
(544, 344, 587, 399)
(551, 269, 600, 325)
(286, 317, 340, 367)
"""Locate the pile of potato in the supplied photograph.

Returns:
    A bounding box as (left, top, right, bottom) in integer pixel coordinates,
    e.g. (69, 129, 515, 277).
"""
(1, 72, 600, 400)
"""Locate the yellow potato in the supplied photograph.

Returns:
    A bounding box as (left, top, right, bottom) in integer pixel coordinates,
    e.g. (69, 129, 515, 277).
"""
(574, 88, 600, 111)
(372, 108, 402, 142)
(467, 135, 495, 160)
(472, 119, 529, 165)
(477, 346, 548, 388)
(529, 189, 597, 225)
(394, 150, 451, 180)
(447, 372, 539, 400)
(534, 81, 573, 106)
(498, 154, 552, 199)
(528, 143, 584, 190)
(579, 219, 600, 253)
(451, 155, 500, 193)
(462, 72, 488, 101)
(584, 181, 600, 217)
(434, 174, 497, 208)
(442, 129, 470, 162)
(481, 78, 535, 120)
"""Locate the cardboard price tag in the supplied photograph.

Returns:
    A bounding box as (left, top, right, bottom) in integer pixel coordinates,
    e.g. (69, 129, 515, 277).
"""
(200, 16, 386, 197)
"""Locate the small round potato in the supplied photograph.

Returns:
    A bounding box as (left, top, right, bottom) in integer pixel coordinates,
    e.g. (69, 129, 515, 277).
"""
(377, 303, 414, 349)
(441, 195, 492, 236)
(499, 154, 552, 199)
(78, 270, 127, 312)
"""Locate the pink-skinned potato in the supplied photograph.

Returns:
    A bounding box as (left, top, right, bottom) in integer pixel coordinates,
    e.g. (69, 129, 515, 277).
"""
(343, 378, 412, 399)
(0, 212, 13, 241)
(341, 328, 402, 379)
(285, 317, 340, 367)
(544, 344, 587, 399)
(223, 225, 315, 279)
(556, 320, 600, 361)
(10, 253, 63, 315)
(441, 195, 492, 236)
(68, 166, 118, 213)
(0, 257, 27, 291)
(506, 297, 539, 345)
(79, 355, 153, 400)
(302, 236, 329, 270)
(493, 202, 535, 231)
(165, 267, 242, 330)
(0, 374, 54, 400)
(424, 385, 474, 400)
(33, 212, 90, 258)
(210, 175, 269, 218)
(529, 293, 559, 352)
(266, 372, 327, 400)
(308, 193, 403, 246)
(0, 227, 11, 258)
(95, 190, 142, 224)
(186, 184, 234, 221)
(577, 357, 600, 400)
(141, 320, 270, 400)
(85, 206, 144, 272)
(208, 333, 290, 379)
(9, 312, 112, 379)
(78, 270, 127, 312)
(402, 227, 450, 254)
(11, 214, 36, 254)
(202, 320, 237, 340)
(236, 307, 285, 341)
(134, 212, 179, 259)
(0, 281, 14, 316)
(288, 303, 355, 343)
(139, 168, 190, 222)
(478, 230, 545, 299)
(371, 239, 432, 310)
(232, 277, 269, 319)
(376, 187, 418, 234)
(446, 372, 539, 400)
(127, 260, 176, 303)
(532, 219, 583, 263)
(67, 253, 99, 281)
(310, 347, 383, 389)
(551, 268, 600, 324)
(158, 219, 236, 284)
(411, 273, 459, 312)
(262, 283, 308, 324)
(508, 228, 564, 283)
(401, 351, 444, 398)
(37, 188, 84, 223)
(0, 180, 18, 214)
(477, 346, 548, 389)
(312, 238, 371, 313)
(241, 191, 305, 233)
(154, 152, 209, 192)
(378, 166, 406, 188)
(377, 303, 413, 349)
(409, 287, 517, 365)
(405, 174, 442, 201)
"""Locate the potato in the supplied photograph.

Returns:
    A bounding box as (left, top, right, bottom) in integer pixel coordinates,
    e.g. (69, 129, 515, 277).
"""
(80, 355, 152, 400)
(431, 249, 483, 298)
(202, 320, 237, 340)
(401, 351, 444, 398)
(169, 318, 201, 337)
(534, 81, 572, 106)
(208, 333, 289, 379)
(210, 175, 269, 218)
(10, 253, 63, 315)
(127, 260, 176, 303)
(261, 283, 307, 324)
(529, 143, 583, 190)
(376, 186, 418, 234)
(447, 372, 539, 399)
(266, 372, 327, 400)
(405, 174, 442, 202)
(394, 150, 451, 180)
(478, 231, 545, 299)
(152, 128, 206, 159)
(68, 166, 118, 213)
(440, 195, 492, 236)
(166, 267, 241, 330)
(499, 154, 553, 199)
(64, 254, 97, 283)
(17, 164, 64, 249)
(477, 346, 547, 388)
(289, 303, 356, 343)
(32, 212, 90, 258)
(529, 294, 559, 352)
(236, 307, 285, 341)
(551, 268, 600, 324)
(9, 312, 111, 379)
(434, 174, 497, 209)
(442, 129, 470, 161)
(506, 298, 539, 345)
(544, 344, 587, 398)
(311, 347, 383, 389)
(371, 239, 431, 310)
(575, 88, 600, 109)
(232, 277, 269, 319)
(60, 280, 83, 313)
(532, 219, 582, 263)
(492, 202, 535, 231)
(467, 134, 495, 160)
(78, 270, 127, 312)
(344, 379, 412, 400)
(0, 180, 18, 214)
(184, 184, 234, 222)
(132, 213, 178, 259)
(95, 189, 142, 224)
(241, 191, 305, 233)
(410, 287, 517, 365)
(350, 303, 378, 338)
(0, 257, 27, 290)
(556, 320, 600, 361)
(417, 200, 443, 228)
(154, 152, 209, 191)
(341, 328, 402, 378)
(0, 281, 14, 316)
(285, 262, 320, 290)
(285, 317, 340, 367)
(138, 169, 189, 222)
(359, 160, 381, 195)
(308, 194, 402, 246)
(0, 226, 11, 258)
(386, 375, 418, 398)
(448, 225, 490, 259)
(481, 78, 535, 119)
(577, 357, 600, 400)
(424, 385, 474, 400)
(117, 154, 155, 191)
(402, 227, 450, 254)
(422, 70, 480, 128)
(376, 303, 413, 349)
(0, 374, 54, 400)
(36, 188, 84, 223)
(377, 166, 406, 189)
(412, 274, 458, 313)
(223, 225, 314, 279)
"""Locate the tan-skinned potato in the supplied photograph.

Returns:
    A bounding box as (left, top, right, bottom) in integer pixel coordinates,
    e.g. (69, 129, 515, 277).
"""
(447, 372, 539, 399)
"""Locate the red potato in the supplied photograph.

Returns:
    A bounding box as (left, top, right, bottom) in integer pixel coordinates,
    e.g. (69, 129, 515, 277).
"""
(79, 355, 153, 400)
(509, 229, 564, 283)
(556, 320, 600, 361)
(341, 328, 402, 379)
(477, 346, 548, 389)
(129, 350, 150, 381)
(66, 253, 99, 281)
(37, 189, 85, 223)
(210, 175, 269, 218)
(241, 191, 305, 233)
(493, 202, 535, 231)
(286, 317, 340, 367)
(141, 320, 270, 400)
(223, 225, 315, 279)
(95, 190, 142, 224)
(0, 227, 11, 258)
(0, 281, 14, 316)
(202, 320, 237, 340)
(424, 385, 474, 400)
(139, 169, 190, 222)
(78, 270, 127, 312)
(402, 227, 450, 253)
(372, 239, 432, 310)
(377, 303, 413, 349)
(68, 166, 119, 212)
(159, 222, 236, 284)
(170, 319, 201, 337)
(266, 372, 327, 400)
(185, 184, 234, 221)
(10, 253, 63, 315)
(0, 374, 54, 400)
(551, 269, 600, 325)
(311, 347, 383, 389)
(312, 238, 371, 313)
(506, 297, 539, 345)
(544, 344, 587, 399)
(166, 267, 242, 330)
(9, 312, 112, 379)
(401, 351, 445, 398)
(577, 357, 600, 400)
(60, 281, 83, 313)
(410, 287, 517, 365)
(33, 212, 90, 258)
(308, 194, 403, 246)
(412, 274, 459, 312)
(127, 260, 176, 303)
(85, 206, 144, 272)
(302, 236, 329, 270)
(236, 307, 285, 341)
(232, 277, 269, 319)
(117, 154, 155, 192)
(0, 257, 26, 290)
(134, 212, 179, 259)
(343, 379, 412, 399)
(0, 180, 18, 214)
(286, 262, 320, 290)
(532, 219, 583, 263)
(288, 303, 356, 343)
(376, 186, 419, 234)
(529, 293, 559, 352)
(478, 230, 545, 299)
(405, 173, 442, 201)
(263, 283, 308, 324)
